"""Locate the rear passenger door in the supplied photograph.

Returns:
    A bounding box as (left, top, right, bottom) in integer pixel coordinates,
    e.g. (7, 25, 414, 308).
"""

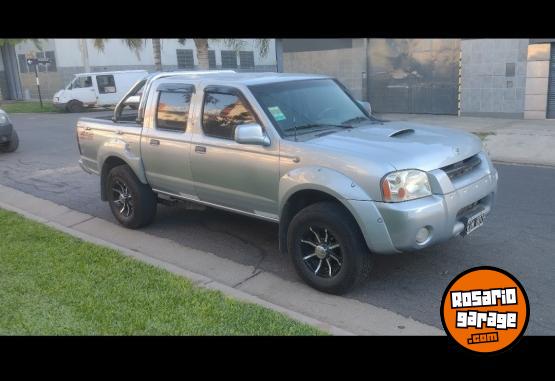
(141, 83, 196, 197)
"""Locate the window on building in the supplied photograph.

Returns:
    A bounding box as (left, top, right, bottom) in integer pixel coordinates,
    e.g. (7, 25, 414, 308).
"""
(208, 50, 216, 69)
(202, 91, 256, 139)
(220, 51, 238, 69)
(176, 49, 195, 69)
(96, 75, 117, 94)
(17, 54, 29, 74)
(156, 90, 193, 132)
(45, 51, 57, 72)
(36, 52, 47, 73)
(239, 51, 255, 69)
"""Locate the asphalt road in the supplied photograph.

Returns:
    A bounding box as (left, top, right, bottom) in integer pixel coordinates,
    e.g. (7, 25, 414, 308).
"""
(2, 111, 554, 334)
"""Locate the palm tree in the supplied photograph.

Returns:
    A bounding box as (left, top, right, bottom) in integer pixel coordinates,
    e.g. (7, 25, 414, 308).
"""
(0, 39, 43, 49)
(92, 38, 146, 65)
(178, 39, 270, 70)
(92, 39, 271, 72)
(151, 39, 162, 71)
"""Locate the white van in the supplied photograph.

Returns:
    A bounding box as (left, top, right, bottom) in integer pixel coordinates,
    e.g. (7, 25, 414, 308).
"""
(53, 70, 148, 112)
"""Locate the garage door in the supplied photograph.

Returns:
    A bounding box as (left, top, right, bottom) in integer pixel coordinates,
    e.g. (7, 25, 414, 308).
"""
(367, 39, 460, 115)
(547, 43, 555, 119)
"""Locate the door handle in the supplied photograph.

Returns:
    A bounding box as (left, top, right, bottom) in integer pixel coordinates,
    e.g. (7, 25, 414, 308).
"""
(150, 139, 160, 146)
(195, 145, 206, 154)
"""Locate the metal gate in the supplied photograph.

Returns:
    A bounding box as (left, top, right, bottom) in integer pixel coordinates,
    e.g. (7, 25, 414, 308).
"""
(367, 39, 460, 115)
(547, 43, 555, 119)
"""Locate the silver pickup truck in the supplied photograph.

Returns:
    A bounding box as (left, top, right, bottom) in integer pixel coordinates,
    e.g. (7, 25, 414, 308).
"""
(76, 71, 498, 294)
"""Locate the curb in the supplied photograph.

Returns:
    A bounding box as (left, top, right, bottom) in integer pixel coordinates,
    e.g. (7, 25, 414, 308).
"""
(0, 199, 354, 336)
(0, 183, 444, 336)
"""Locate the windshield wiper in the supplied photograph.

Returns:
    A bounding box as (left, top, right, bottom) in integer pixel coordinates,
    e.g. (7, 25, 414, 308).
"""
(286, 123, 354, 139)
(342, 116, 371, 125)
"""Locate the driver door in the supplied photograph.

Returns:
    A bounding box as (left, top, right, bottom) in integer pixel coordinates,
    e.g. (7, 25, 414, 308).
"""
(190, 86, 280, 219)
(70, 76, 97, 105)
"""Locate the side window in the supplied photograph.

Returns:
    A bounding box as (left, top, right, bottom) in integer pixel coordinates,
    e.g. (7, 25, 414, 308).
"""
(202, 92, 256, 139)
(97, 75, 116, 94)
(73, 76, 92, 88)
(156, 90, 192, 132)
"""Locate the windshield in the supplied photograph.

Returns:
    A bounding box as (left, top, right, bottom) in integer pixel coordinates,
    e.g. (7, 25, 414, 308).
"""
(249, 79, 373, 138)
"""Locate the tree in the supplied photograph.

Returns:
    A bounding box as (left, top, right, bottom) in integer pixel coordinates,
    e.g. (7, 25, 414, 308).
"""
(93, 38, 146, 64)
(178, 39, 270, 70)
(92, 38, 271, 72)
(0, 39, 43, 49)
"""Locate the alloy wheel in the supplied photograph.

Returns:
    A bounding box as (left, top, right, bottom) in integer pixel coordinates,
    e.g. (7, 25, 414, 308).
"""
(299, 225, 343, 278)
(112, 179, 134, 218)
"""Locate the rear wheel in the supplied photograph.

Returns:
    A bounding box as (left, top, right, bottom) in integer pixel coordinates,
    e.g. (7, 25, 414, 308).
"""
(106, 165, 157, 229)
(287, 201, 373, 294)
(0, 130, 19, 153)
(67, 100, 84, 113)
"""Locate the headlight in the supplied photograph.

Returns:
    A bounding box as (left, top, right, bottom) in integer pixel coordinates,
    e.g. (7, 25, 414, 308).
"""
(381, 169, 431, 202)
(0, 112, 9, 125)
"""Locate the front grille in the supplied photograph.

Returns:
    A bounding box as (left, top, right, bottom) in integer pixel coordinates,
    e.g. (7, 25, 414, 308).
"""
(441, 154, 481, 180)
(457, 201, 480, 218)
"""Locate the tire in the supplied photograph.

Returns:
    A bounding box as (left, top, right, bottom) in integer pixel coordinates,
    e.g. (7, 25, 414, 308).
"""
(287, 201, 373, 294)
(66, 100, 84, 113)
(0, 130, 19, 153)
(106, 165, 157, 229)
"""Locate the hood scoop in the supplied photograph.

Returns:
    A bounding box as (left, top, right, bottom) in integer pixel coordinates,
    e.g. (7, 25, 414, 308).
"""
(389, 128, 415, 138)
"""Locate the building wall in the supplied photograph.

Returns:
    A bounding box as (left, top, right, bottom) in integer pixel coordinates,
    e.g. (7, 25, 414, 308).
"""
(282, 39, 367, 99)
(524, 43, 551, 119)
(460, 39, 529, 118)
(14, 39, 277, 99)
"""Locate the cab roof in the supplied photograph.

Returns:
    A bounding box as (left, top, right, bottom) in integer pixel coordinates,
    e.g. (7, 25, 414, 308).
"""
(75, 70, 148, 77)
(151, 71, 331, 86)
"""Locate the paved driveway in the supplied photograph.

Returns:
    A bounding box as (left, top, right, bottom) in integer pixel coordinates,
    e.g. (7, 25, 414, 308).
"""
(1, 112, 554, 334)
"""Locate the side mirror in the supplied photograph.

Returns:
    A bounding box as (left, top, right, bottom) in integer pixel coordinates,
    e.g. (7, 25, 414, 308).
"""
(234, 123, 270, 146)
(124, 95, 141, 108)
(358, 100, 372, 115)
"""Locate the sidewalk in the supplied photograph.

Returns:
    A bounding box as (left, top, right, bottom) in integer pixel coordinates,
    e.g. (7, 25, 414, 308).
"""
(378, 113, 555, 167)
(0, 183, 443, 336)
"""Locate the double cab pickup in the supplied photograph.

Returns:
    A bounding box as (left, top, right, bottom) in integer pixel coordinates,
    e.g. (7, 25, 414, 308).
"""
(76, 71, 498, 294)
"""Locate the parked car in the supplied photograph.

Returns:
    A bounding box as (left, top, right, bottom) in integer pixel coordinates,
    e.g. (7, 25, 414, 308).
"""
(0, 108, 18, 153)
(53, 70, 148, 113)
(75, 71, 498, 294)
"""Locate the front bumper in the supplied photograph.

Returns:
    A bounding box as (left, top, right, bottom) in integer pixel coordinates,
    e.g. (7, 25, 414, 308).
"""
(53, 101, 67, 111)
(375, 171, 497, 252)
(0, 122, 13, 143)
(351, 151, 498, 254)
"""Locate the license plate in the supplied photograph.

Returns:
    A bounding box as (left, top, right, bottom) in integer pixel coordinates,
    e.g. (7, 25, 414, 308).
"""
(462, 209, 487, 236)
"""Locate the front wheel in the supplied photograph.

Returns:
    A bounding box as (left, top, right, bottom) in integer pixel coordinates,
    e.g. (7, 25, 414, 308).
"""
(66, 100, 84, 113)
(0, 130, 19, 153)
(106, 165, 157, 229)
(287, 201, 373, 294)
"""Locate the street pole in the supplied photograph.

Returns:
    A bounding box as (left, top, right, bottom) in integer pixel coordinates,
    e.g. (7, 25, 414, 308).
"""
(33, 63, 43, 109)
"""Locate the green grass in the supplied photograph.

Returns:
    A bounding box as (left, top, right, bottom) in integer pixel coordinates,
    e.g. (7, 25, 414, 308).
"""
(0, 101, 58, 113)
(0, 209, 324, 335)
(473, 131, 496, 141)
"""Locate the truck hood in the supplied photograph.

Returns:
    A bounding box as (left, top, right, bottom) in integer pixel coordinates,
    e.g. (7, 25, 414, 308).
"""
(307, 121, 483, 171)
